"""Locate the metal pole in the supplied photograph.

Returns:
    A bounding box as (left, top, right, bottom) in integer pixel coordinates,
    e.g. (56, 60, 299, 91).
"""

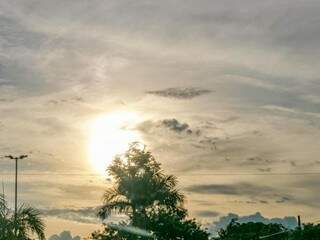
(4, 154, 28, 237)
(15, 157, 18, 223)
(298, 215, 302, 240)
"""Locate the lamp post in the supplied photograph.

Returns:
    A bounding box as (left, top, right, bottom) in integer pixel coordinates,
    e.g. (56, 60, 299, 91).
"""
(4, 154, 28, 235)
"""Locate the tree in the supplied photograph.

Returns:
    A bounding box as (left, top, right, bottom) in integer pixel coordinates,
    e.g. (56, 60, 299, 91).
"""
(91, 143, 209, 240)
(145, 207, 209, 240)
(213, 219, 320, 240)
(215, 219, 288, 240)
(290, 223, 320, 240)
(0, 194, 45, 240)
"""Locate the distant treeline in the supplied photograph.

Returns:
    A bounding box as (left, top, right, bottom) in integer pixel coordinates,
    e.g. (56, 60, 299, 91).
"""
(214, 219, 320, 240)
(2, 144, 320, 240)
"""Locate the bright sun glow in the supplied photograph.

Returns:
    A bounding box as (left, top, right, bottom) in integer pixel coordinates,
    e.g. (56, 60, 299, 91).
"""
(88, 111, 142, 175)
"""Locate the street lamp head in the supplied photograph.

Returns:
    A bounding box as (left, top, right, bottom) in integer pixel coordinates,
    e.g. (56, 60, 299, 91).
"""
(4, 155, 28, 160)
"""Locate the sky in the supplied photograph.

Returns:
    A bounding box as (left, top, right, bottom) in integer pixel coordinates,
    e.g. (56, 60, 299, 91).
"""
(1, 0, 320, 238)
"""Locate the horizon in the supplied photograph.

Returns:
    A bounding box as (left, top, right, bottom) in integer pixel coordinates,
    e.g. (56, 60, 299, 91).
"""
(1, 0, 320, 238)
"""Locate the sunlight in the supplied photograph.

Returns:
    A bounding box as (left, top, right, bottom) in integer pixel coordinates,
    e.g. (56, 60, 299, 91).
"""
(88, 111, 142, 175)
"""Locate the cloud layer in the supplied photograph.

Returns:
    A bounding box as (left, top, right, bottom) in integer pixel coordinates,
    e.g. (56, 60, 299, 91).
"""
(42, 207, 100, 224)
(49, 231, 80, 240)
(1, 0, 320, 236)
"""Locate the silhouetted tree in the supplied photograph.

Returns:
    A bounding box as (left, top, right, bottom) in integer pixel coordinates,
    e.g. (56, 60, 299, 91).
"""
(0, 194, 45, 240)
(290, 223, 320, 240)
(90, 143, 209, 240)
(214, 219, 288, 240)
(214, 219, 320, 240)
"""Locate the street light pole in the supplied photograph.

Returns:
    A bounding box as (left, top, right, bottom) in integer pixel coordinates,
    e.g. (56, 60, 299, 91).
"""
(15, 157, 18, 217)
(5, 154, 28, 236)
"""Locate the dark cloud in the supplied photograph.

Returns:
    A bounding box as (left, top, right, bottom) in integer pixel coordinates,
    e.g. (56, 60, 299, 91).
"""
(42, 207, 99, 224)
(208, 212, 298, 235)
(257, 168, 271, 172)
(290, 161, 297, 167)
(161, 119, 191, 133)
(276, 196, 291, 204)
(246, 156, 272, 165)
(49, 231, 80, 240)
(147, 87, 211, 99)
(185, 183, 272, 196)
(47, 96, 84, 106)
(138, 118, 200, 136)
(199, 137, 219, 150)
(184, 182, 293, 205)
(196, 210, 220, 218)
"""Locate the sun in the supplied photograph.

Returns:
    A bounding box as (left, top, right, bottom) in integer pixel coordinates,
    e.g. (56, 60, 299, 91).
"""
(88, 111, 142, 175)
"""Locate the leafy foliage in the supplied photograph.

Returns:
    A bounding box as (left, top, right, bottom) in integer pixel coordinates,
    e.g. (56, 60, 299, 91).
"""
(290, 224, 320, 240)
(145, 208, 209, 240)
(215, 219, 287, 240)
(91, 143, 209, 240)
(214, 219, 320, 240)
(0, 194, 45, 240)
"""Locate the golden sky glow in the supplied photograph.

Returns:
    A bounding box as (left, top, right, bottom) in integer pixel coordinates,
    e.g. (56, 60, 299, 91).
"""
(2, 0, 320, 238)
(88, 111, 142, 175)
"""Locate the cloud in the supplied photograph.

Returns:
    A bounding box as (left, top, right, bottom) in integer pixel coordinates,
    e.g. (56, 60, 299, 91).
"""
(138, 118, 201, 136)
(184, 182, 293, 205)
(185, 183, 272, 196)
(196, 210, 220, 218)
(161, 119, 192, 133)
(288, 177, 320, 208)
(49, 231, 80, 240)
(1, 0, 320, 235)
(42, 206, 126, 225)
(301, 95, 320, 104)
(246, 156, 273, 165)
(257, 167, 272, 172)
(47, 96, 84, 106)
(147, 87, 212, 99)
(276, 196, 291, 204)
(41, 207, 100, 224)
(207, 212, 298, 235)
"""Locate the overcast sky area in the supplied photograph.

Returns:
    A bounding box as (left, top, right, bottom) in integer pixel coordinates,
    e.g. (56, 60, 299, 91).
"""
(1, 0, 320, 238)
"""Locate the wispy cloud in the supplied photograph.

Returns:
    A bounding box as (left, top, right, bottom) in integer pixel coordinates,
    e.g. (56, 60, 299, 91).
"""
(42, 207, 99, 224)
(1, 0, 320, 235)
(185, 182, 273, 197)
(147, 88, 212, 99)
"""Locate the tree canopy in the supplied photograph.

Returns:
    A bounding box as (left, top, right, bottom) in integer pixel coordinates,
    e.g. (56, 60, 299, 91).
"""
(290, 223, 320, 240)
(91, 143, 209, 240)
(0, 194, 45, 240)
(214, 219, 320, 240)
(214, 219, 287, 240)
